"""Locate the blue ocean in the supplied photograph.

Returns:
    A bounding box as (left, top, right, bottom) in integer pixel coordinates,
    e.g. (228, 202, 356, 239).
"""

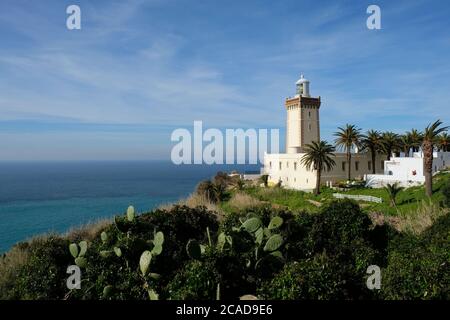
(0, 161, 259, 253)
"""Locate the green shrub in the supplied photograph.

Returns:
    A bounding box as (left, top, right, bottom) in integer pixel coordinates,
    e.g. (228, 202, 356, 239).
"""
(258, 252, 372, 300)
(165, 259, 220, 300)
(301, 200, 373, 257)
(382, 214, 450, 300)
(441, 179, 450, 207)
(138, 205, 219, 279)
(13, 236, 72, 300)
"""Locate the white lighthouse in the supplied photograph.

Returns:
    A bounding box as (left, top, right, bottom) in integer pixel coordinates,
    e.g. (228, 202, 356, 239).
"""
(286, 74, 321, 154)
(295, 74, 310, 97)
(264, 74, 387, 191)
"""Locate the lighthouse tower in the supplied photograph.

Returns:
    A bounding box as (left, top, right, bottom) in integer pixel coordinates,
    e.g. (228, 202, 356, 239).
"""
(285, 74, 321, 154)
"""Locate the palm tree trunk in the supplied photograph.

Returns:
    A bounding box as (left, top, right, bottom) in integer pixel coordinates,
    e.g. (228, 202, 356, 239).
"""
(423, 140, 433, 197)
(315, 170, 321, 195)
(371, 148, 376, 174)
(347, 150, 351, 180)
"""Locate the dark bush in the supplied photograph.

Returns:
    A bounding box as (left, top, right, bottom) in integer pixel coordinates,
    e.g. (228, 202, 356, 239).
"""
(13, 236, 72, 300)
(382, 214, 450, 300)
(301, 200, 373, 256)
(165, 259, 220, 300)
(442, 179, 450, 208)
(258, 252, 373, 300)
(137, 205, 219, 279)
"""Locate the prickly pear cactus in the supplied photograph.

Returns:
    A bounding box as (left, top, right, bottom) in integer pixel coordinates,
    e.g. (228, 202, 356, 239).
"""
(242, 217, 262, 233)
(263, 234, 283, 252)
(126, 205, 135, 222)
(113, 247, 122, 257)
(78, 241, 88, 257)
(74, 257, 87, 268)
(102, 285, 113, 298)
(69, 243, 79, 258)
(101, 231, 108, 243)
(139, 250, 152, 276)
(268, 216, 283, 230)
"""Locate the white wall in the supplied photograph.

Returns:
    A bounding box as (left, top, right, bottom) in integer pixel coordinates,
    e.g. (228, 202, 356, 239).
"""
(366, 151, 450, 188)
(264, 153, 317, 190)
(263, 151, 385, 191)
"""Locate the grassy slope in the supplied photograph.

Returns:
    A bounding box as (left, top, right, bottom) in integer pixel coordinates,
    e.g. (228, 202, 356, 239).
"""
(221, 172, 450, 216)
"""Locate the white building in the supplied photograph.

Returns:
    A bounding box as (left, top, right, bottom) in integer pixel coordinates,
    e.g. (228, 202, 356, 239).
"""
(263, 75, 385, 191)
(366, 152, 450, 188)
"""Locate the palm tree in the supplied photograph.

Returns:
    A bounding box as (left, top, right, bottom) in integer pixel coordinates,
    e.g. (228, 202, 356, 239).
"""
(334, 124, 362, 181)
(301, 141, 336, 195)
(400, 133, 413, 157)
(232, 178, 245, 191)
(406, 129, 423, 153)
(423, 120, 449, 197)
(384, 183, 403, 207)
(380, 132, 401, 160)
(362, 130, 382, 174)
(437, 132, 450, 152)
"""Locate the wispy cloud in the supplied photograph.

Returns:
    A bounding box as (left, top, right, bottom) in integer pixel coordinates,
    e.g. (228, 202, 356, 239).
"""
(0, 0, 449, 160)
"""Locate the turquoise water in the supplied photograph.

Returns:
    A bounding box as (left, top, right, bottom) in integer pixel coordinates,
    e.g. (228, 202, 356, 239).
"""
(0, 161, 258, 253)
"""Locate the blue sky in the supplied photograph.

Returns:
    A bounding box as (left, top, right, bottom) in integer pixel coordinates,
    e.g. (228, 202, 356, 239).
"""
(0, 0, 449, 160)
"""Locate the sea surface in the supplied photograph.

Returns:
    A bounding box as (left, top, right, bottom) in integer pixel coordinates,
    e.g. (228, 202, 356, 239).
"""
(0, 161, 259, 253)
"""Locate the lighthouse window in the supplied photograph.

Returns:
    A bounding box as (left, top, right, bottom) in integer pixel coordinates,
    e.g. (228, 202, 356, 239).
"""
(308, 123, 312, 131)
(308, 111, 311, 118)
(355, 161, 359, 171)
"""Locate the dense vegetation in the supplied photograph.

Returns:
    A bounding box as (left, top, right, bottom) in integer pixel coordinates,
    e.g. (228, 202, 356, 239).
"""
(1, 174, 449, 300)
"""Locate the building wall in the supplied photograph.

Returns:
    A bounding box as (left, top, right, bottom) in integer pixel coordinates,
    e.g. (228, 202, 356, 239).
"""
(285, 96, 320, 154)
(366, 151, 450, 187)
(264, 152, 386, 191)
(286, 99, 300, 154)
(301, 105, 320, 149)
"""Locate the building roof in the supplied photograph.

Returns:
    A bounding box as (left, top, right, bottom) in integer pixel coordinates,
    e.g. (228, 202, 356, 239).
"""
(296, 74, 309, 85)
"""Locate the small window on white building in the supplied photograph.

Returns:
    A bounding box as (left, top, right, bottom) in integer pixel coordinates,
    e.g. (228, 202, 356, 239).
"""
(368, 161, 372, 171)
(294, 162, 297, 170)
(286, 162, 289, 168)
(279, 162, 282, 170)
(355, 161, 359, 171)
(269, 161, 272, 169)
